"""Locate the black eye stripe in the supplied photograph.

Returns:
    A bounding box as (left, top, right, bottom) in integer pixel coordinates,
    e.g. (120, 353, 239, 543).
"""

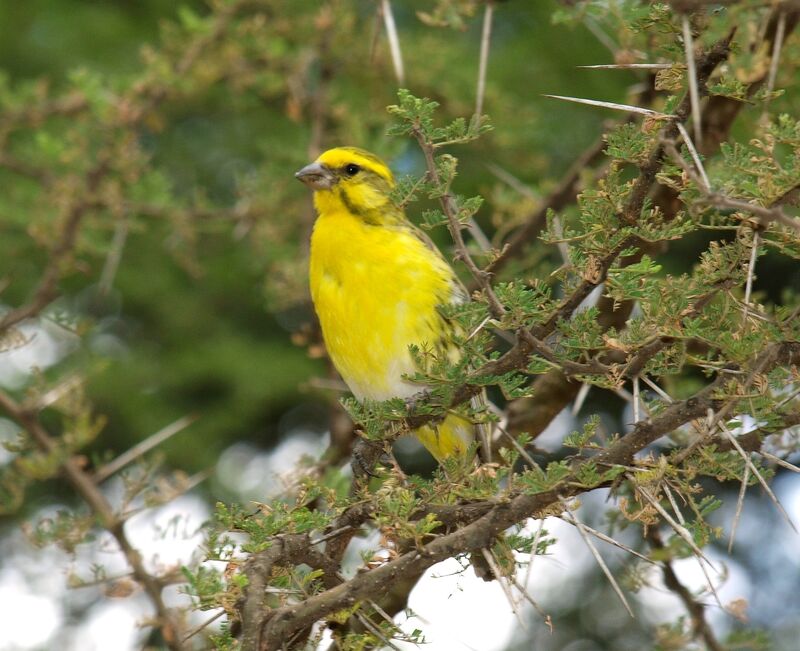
(344, 163, 361, 176)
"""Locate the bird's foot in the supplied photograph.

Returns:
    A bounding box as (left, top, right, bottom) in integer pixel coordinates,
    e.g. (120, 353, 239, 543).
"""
(404, 390, 432, 417)
(351, 436, 388, 480)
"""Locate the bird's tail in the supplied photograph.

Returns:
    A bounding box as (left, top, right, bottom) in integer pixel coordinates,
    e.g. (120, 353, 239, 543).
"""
(413, 411, 476, 463)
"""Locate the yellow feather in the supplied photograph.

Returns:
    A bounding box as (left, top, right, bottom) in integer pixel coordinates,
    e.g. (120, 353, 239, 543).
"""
(302, 147, 474, 461)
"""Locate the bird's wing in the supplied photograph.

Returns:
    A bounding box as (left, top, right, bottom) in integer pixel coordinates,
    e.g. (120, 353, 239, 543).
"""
(400, 220, 494, 462)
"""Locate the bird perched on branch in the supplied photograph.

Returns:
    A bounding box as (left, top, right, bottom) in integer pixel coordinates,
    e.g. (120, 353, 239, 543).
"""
(296, 146, 482, 464)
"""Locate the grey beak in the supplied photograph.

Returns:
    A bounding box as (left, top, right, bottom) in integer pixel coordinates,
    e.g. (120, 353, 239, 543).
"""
(295, 162, 335, 190)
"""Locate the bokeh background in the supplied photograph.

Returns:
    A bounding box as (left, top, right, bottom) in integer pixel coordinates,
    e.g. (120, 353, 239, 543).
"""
(1, 1, 799, 649)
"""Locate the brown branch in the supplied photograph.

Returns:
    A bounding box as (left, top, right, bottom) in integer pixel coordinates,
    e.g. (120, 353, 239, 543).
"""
(623, 31, 735, 225)
(647, 529, 725, 651)
(248, 341, 800, 648)
(0, 92, 89, 133)
(663, 138, 800, 233)
(238, 534, 326, 651)
(506, 21, 782, 438)
(406, 235, 734, 432)
(484, 128, 607, 277)
(255, 380, 739, 645)
(0, 157, 111, 333)
(697, 194, 800, 232)
(411, 126, 507, 319)
(0, 389, 186, 650)
(0, 152, 54, 184)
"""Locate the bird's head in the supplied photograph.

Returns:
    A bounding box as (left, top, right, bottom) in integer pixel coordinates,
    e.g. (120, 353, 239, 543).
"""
(295, 147, 399, 223)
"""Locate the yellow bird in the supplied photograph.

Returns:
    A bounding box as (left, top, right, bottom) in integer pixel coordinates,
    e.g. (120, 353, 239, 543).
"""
(296, 146, 476, 462)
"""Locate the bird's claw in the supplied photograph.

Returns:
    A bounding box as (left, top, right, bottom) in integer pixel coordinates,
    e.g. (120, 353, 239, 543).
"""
(404, 390, 431, 416)
(351, 437, 386, 480)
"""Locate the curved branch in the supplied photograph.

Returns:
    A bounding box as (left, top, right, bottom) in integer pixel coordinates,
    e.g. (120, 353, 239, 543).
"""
(252, 341, 800, 648)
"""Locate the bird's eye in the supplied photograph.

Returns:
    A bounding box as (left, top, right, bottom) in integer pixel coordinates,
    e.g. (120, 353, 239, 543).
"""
(344, 164, 360, 176)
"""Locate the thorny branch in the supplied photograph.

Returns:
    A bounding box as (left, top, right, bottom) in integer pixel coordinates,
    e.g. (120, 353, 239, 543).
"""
(647, 529, 725, 651)
(506, 8, 797, 438)
(234, 11, 800, 646)
(0, 389, 186, 650)
(411, 125, 508, 319)
(247, 342, 800, 649)
(0, 2, 262, 647)
(3, 2, 800, 650)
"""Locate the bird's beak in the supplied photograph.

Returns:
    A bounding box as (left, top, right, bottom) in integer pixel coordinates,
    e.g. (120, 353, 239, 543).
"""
(295, 162, 335, 190)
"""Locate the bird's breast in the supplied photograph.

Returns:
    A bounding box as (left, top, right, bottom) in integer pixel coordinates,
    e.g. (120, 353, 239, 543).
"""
(309, 211, 454, 401)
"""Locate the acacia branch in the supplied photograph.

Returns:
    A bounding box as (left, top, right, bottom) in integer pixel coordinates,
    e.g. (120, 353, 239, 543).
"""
(251, 342, 800, 648)
(647, 529, 725, 651)
(411, 126, 507, 319)
(0, 389, 186, 650)
(484, 134, 608, 277)
(506, 15, 794, 438)
(0, 157, 111, 332)
(697, 193, 800, 232)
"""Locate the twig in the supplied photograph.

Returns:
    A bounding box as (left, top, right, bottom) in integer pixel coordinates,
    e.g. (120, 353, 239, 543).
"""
(647, 529, 725, 651)
(634, 482, 718, 571)
(0, 389, 185, 649)
(498, 426, 539, 468)
(663, 483, 724, 609)
(696, 193, 800, 232)
(480, 548, 526, 628)
(355, 611, 402, 650)
(94, 415, 198, 483)
(664, 139, 800, 232)
(673, 338, 788, 466)
(182, 610, 226, 643)
(310, 525, 355, 546)
(776, 385, 800, 409)
(484, 135, 606, 277)
(411, 127, 506, 319)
